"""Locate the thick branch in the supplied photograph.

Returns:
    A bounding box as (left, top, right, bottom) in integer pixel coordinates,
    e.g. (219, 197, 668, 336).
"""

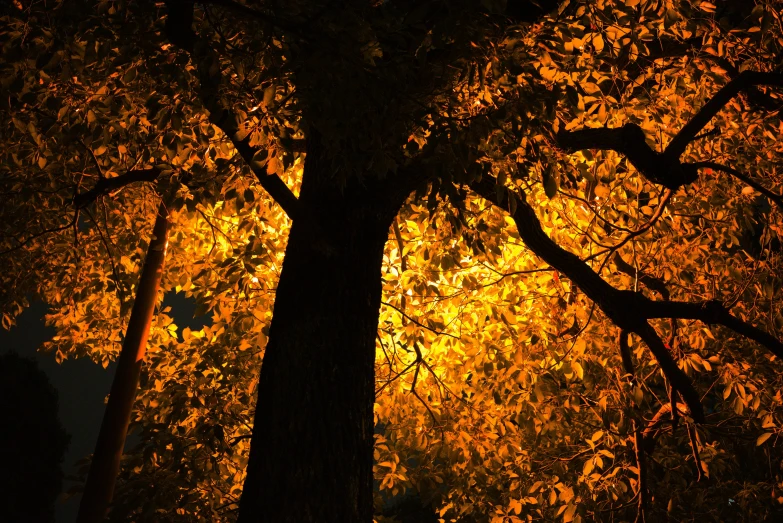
(473, 174, 783, 413)
(469, 176, 704, 421)
(702, 56, 783, 112)
(666, 71, 783, 158)
(642, 299, 783, 359)
(73, 169, 161, 209)
(556, 124, 698, 189)
(556, 71, 783, 191)
(164, 0, 300, 219)
(614, 253, 677, 347)
(633, 321, 703, 422)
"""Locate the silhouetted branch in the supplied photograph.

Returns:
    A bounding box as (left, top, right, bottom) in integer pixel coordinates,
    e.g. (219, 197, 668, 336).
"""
(381, 300, 459, 339)
(641, 402, 684, 449)
(634, 322, 703, 422)
(556, 71, 783, 191)
(392, 219, 408, 322)
(473, 174, 783, 417)
(73, 169, 161, 209)
(666, 71, 783, 158)
(633, 420, 647, 523)
(641, 299, 783, 359)
(410, 342, 439, 426)
(701, 56, 783, 112)
(3, 167, 162, 255)
(686, 423, 703, 481)
(79, 139, 106, 179)
(613, 254, 669, 299)
(690, 161, 783, 210)
(164, 0, 300, 219)
(0, 214, 78, 256)
(613, 253, 677, 347)
(556, 124, 698, 189)
(590, 189, 672, 258)
(470, 175, 705, 421)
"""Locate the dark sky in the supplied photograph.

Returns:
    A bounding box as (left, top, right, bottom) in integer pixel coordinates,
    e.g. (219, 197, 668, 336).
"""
(0, 294, 209, 522)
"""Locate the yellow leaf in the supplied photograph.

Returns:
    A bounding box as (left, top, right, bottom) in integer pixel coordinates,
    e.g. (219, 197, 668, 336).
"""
(266, 156, 280, 175)
(594, 185, 610, 199)
(563, 503, 577, 522)
(757, 432, 773, 446)
(592, 34, 604, 53)
(571, 361, 584, 380)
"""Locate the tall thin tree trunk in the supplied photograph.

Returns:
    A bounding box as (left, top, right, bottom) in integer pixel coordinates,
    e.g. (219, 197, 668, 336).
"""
(237, 138, 405, 523)
(76, 202, 170, 523)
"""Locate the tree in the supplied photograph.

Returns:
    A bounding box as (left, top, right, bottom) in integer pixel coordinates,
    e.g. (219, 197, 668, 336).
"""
(2, 0, 783, 522)
(78, 201, 171, 523)
(0, 352, 70, 523)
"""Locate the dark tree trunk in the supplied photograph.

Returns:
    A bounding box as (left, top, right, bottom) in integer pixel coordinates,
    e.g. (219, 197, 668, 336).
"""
(237, 136, 407, 523)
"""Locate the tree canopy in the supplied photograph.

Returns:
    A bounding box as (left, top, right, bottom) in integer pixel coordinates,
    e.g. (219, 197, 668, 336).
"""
(2, 0, 783, 521)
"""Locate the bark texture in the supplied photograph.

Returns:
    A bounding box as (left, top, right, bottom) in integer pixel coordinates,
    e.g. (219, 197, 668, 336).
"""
(237, 134, 407, 523)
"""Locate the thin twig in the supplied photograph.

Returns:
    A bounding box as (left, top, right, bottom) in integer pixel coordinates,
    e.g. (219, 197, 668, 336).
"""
(380, 300, 460, 339)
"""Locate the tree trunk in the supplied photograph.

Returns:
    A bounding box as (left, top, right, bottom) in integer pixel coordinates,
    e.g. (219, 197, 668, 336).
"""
(77, 202, 170, 523)
(237, 139, 404, 523)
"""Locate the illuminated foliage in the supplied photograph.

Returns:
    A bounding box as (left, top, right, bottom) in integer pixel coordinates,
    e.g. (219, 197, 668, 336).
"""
(2, 0, 783, 522)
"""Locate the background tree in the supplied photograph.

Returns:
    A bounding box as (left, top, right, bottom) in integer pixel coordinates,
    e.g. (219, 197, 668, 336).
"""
(0, 352, 70, 523)
(2, 0, 783, 522)
(78, 201, 172, 523)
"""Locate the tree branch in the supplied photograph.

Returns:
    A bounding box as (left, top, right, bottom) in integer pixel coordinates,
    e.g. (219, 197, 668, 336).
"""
(381, 300, 459, 339)
(689, 161, 783, 210)
(686, 422, 703, 481)
(164, 0, 300, 219)
(0, 214, 78, 256)
(556, 70, 783, 191)
(79, 139, 106, 179)
(590, 189, 672, 259)
(613, 254, 669, 300)
(556, 124, 698, 190)
(73, 168, 161, 209)
(666, 71, 783, 159)
(641, 299, 783, 359)
(701, 55, 783, 112)
(632, 419, 648, 523)
(473, 174, 783, 414)
(469, 175, 705, 421)
(614, 253, 677, 348)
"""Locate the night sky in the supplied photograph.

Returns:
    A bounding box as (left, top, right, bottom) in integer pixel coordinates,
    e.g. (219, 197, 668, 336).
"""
(0, 293, 209, 522)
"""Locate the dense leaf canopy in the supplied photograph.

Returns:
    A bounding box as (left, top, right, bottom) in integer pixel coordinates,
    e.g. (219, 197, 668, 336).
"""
(2, 0, 783, 521)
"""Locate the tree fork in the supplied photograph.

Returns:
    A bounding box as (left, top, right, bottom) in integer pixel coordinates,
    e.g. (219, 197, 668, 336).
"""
(76, 201, 171, 523)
